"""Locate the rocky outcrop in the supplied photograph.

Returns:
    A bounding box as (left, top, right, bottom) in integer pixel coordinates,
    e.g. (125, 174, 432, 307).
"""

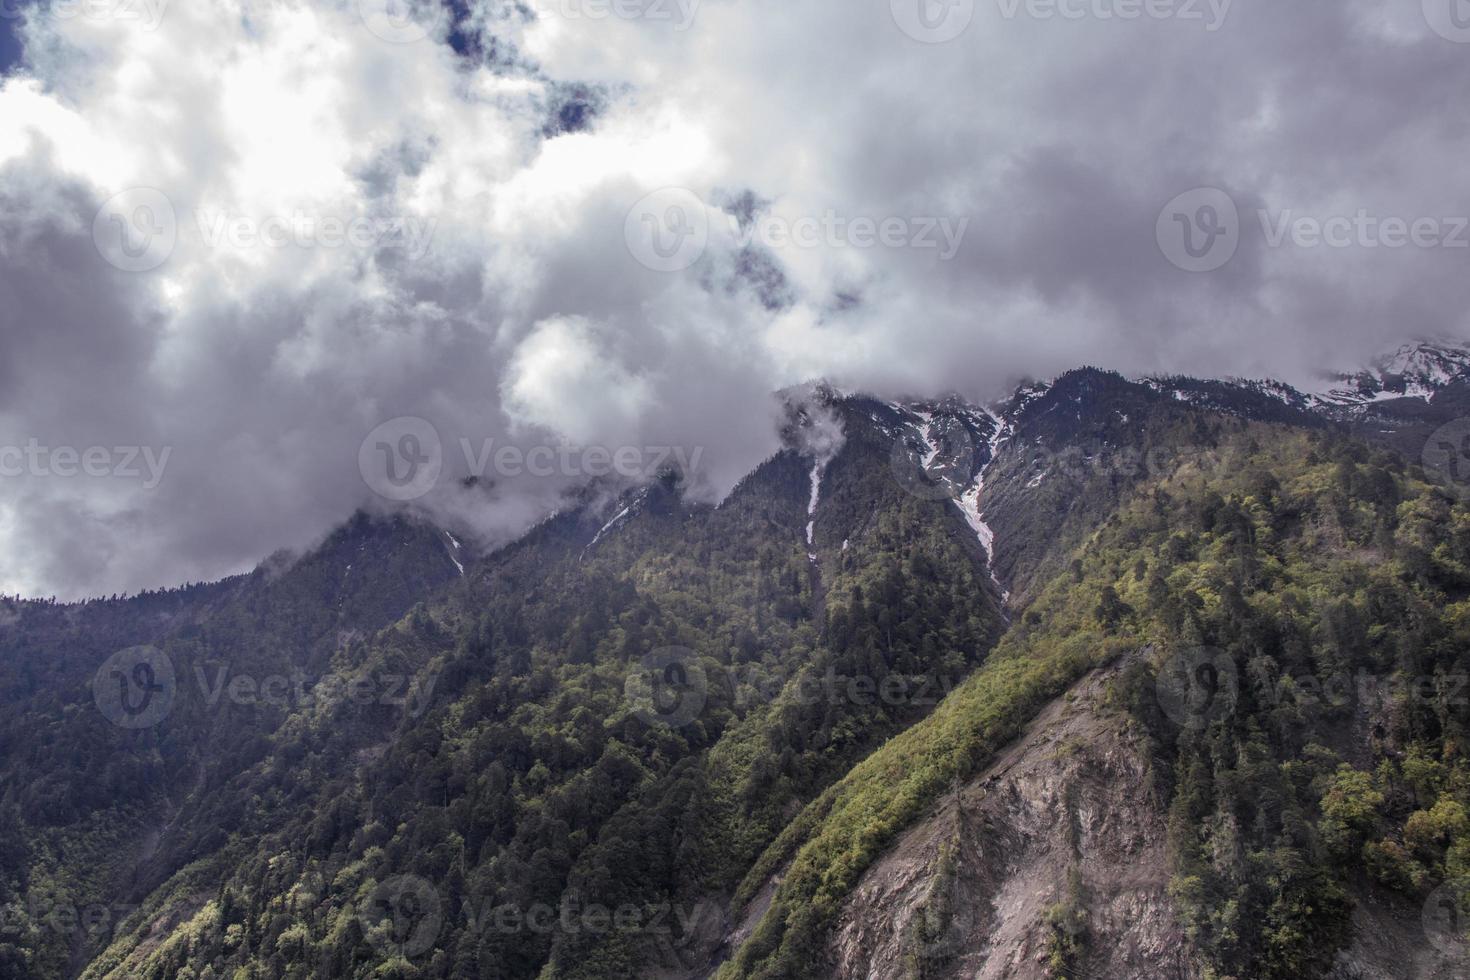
(825, 664, 1194, 980)
(1327, 883, 1469, 980)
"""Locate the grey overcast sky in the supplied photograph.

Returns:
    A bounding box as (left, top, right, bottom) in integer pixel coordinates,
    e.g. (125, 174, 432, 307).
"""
(2, 0, 1469, 598)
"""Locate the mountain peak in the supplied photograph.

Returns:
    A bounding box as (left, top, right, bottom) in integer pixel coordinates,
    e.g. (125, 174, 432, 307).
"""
(1317, 338, 1470, 405)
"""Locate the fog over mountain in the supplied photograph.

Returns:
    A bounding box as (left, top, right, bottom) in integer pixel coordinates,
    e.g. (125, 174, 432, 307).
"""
(3, 0, 1470, 598)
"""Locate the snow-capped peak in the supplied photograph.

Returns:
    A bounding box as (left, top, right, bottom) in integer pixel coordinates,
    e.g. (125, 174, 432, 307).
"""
(1316, 339, 1470, 406)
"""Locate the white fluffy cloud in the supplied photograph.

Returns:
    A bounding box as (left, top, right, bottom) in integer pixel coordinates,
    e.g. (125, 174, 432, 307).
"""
(2, 0, 1469, 596)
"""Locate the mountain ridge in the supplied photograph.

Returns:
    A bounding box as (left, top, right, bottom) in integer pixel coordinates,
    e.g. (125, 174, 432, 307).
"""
(3, 341, 1470, 979)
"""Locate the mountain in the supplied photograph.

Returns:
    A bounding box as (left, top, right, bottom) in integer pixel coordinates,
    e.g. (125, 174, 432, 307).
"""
(3, 349, 1470, 979)
(1132, 340, 1470, 465)
(1316, 341, 1470, 407)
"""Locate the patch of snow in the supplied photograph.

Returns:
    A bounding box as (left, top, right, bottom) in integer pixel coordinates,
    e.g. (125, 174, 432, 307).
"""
(442, 531, 465, 576)
(912, 410, 940, 471)
(591, 505, 632, 549)
(1009, 381, 1052, 417)
(955, 483, 993, 553)
(806, 457, 825, 553)
(950, 408, 1009, 603)
(583, 489, 649, 558)
(1233, 378, 1306, 406)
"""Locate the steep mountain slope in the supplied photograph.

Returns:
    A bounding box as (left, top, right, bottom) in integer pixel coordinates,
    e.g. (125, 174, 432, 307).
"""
(717, 420, 1470, 979)
(4, 348, 1470, 979)
(3, 391, 1006, 980)
(0, 515, 466, 979)
(825, 658, 1188, 980)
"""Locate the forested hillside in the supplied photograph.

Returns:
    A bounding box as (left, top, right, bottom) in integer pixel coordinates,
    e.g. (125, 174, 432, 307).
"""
(722, 421, 1470, 978)
(3, 373, 1470, 979)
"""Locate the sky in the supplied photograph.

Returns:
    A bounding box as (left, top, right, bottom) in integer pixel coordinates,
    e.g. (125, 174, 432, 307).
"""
(0, 15, 20, 75)
(2, 0, 1470, 599)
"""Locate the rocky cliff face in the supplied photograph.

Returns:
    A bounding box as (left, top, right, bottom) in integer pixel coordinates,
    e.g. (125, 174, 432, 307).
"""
(825, 661, 1192, 980)
(1327, 883, 1467, 979)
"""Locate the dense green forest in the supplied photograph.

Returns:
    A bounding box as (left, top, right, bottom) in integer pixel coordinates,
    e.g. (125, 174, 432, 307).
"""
(4, 375, 1470, 978)
(721, 423, 1470, 979)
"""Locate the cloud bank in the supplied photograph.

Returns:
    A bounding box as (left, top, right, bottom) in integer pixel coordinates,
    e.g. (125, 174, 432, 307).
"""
(2, 0, 1469, 597)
